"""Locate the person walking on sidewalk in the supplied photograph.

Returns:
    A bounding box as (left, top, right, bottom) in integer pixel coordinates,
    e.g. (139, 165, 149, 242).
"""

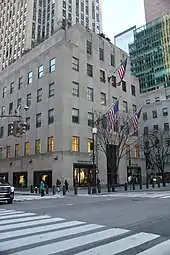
(40, 181, 45, 197)
(64, 179, 69, 192)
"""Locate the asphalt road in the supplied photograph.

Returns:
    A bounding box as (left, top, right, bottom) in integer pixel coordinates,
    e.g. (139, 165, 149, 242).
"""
(1, 195, 170, 254)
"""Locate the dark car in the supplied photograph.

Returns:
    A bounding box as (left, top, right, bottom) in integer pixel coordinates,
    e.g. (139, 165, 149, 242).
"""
(0, 178, 14, 204)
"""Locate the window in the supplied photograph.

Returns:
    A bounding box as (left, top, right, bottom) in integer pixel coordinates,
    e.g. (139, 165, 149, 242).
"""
(48, 108, 54, 124)
(101, 92, 106, 105)
(164, 123, 169, 132)
(49, 82, 55, 97)
(37, 88, 42, 102)
(1, 106, 5, 115)
(87, 40, 92, 55)
(110, 76, 116, 87)
(87, 87, 93, 101)
(99, 48, 104, 61)
(88, 139, 93, 152)
(152, 110, 157, 119)
(48, 136, 55, 152)
(17, 98, 22, 107)
(26, 117, 30, 130)
(24, 142, 30, 155)
(155, 97, 160, 102)
(15, 144, 20, 157)
(2, 87, 6, 98)
(72, 108, 79, 123)
(27, 93, 31, 107)
(131, 85, 136, 96)
(72, 136, 79, 152)
(38, 65, 43, 79)
(122, 80, 126, 92)
(9, 102, 13, 114)
(132, 104, 137, 114)
(146, 99, 150, 104)
(35, 139, 41, 154)
(49, 58, 55, 72)
(72, 57, 79, 71)
(36, 113, 41, 128)
(87, 63, 93, 77)
(134, 146, 140, 158)
(112, 97, 117, 103)
(0, 126, 4, 138)
(28, 71, 33, 84)
(143, 112, 148, 121)
(6, 146, 11, 159)
(153, 124, 158, 132)
(163, 107, 168, 116)
(144, 126, 148, 135)
(88, 112, 93, 127)
(18, 76, 23, 89)
(100, 70, 105, 82)
(72, 82, 79, 97)
(110, 54, 115, 67)
(123, 101, 128, 112)
(10, 82, 14, 94)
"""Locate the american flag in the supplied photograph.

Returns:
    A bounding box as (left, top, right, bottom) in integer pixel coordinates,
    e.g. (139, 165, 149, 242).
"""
(132, 107, 142, 131)
(107, 100, 119, 130)
(117, 58, 127, 86)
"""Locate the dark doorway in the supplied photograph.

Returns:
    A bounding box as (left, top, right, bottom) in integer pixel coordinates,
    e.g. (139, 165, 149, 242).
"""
(34, 170, 52, 188)
(127, 166, 142, 184)
(0, 173, 8, 182)
(13, 172, 28, 188)
(107, 144, 117, 185)
(73, 163, 97, 187)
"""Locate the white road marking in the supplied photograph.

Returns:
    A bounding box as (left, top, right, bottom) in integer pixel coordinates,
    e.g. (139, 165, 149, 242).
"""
(137, 239, 170, 254)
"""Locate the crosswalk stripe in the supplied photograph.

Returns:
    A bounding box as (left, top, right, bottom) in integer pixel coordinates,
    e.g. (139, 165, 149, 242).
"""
(137, 240, 170, 254)
(0, 212, 36, 220)
(0, 217, 65, 231)
(1, 220, 86, 240)
(0, 211, 24, 216)
(75, 232, 160, 255)
(0, 224, 104, 251)
(0, 215, 51, 225)
(10, 228, 129, 255)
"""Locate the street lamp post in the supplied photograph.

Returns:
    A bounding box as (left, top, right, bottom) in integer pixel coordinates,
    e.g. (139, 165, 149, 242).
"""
(143, 133, 150, 188)
(92, 127, 97, 194)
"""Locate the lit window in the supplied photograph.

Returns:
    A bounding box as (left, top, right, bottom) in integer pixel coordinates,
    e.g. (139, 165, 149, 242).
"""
(6, 146, 11, 159)
(35, 139, 41, 154)
(88, 139, 93, 152)
(25, 142, 30, 155)
(48, 136, 55, 152)
(15, 144, 20, 157)
(49, 58, 55, 72)
(72, 136, 79, 152)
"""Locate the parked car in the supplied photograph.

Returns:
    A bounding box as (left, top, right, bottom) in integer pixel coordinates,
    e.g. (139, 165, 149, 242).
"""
(0, 178, 14, 204)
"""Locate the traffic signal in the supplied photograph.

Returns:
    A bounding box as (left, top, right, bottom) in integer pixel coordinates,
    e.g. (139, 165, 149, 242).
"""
(9, 121, 19, 136)
(18, 121, 28, 134)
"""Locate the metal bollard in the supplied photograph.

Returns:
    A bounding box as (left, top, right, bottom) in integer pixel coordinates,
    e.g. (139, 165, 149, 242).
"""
(46, 188, 49, 195)
(30, 185, 34, 193)
(74, 185, 78, 195)
(125, 183, 128, 191)
(88, 184, 91, 194)
(133, 183, 135, 190)
(97, 184, 101, 193)
(146, 182, 149, 189)
(34, 187, 38, 194)
(140, 183, 142, 189)
(63, 185, 66, 195)
(112, 185, 115, 192)
(158, 181, 160, 188)
(52, 185, 56, 195)
(152, 181, 155, 188)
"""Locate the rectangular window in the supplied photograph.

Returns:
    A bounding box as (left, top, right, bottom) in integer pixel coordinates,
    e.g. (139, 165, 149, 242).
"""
(72, 136, 79, 152)
(35, 139, 41, 154)
(87, 63, 93, 77)
(99, 48, 104, 61)
(88, 139, 93, 152)
(49, 58, 55, 72)
(24, 142, 30, 156)
(110, 54, 115, 67)
(28, 71, 33, 84)
(134, 146, 140, 158)
(36, 113, 41, 128)
(48, 136, 55, 152)
(6, 146, 11, 159)
(100, 70, 105, 82)
(38, 64, 43, 79)
(164, 123, 169, 132)
(72, 57, 79, 71)
(101, 92, 106, 105)
(37, 88, 42, 102)
(87, 87, 93, 101)
(153, 124, 158, 132)
(131, 84, 136, 96)
(155, 97, 160, 102)
(9, 102, 13, 114)
(27, 93, 31, 107)
(123, 101, 128, 112)
(10, 82, 14, 94)
(146, 99, 150, 104)
(26, 117, 30, 130)
(110, 76, 116, 87)
(15, 144, 20, 157)
(87, 40, 92, 55)
(0, 126, 4, 138)
(1, 106, 5, 115)
(72, 108, 79, 123)
(163, 107, 168, 116)
(144, 126, 148, 135)
(2, 87, 6, 98)
(48, 108, 54, 124)
(132, 104, 137, 114)
(152, 110, 157, 119)
(143, 112, 148, 121)
(122, 80, 126, 92)
(18, 76, 23, 89)
(72, 82, 79, 97)
(8, 124, 13, 136)
(17, 98, 22, 107)
(88, 112, 93, 127)
(49, 82, 55, 97)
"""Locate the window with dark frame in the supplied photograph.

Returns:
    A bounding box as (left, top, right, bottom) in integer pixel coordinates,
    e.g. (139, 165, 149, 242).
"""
(110, 54, 115, 67)
(49, 82, 55, 97)
(72, 57, 79, 71)
(36, 113, 41, 128)
(87, 63, 93, 77)
(72, 108, 79, 123)
(86, 40, 92, 55)
(131, 84, 136, 96)
(164, 123, 169, 132)
(122, 80, 126, 92)
(18, 76, 23, 89)
(37, 88, 42, 102)
(48, 108, 54, 124)
(10, 82, 14, 94)
(152, 110, 157, 119)
(163, 107, 168, 116)
(100, 69, 105, 82)
(99, 48, 104, 61)
(101, 92, 106, 105)
(88, 112, 93, 127)
(72, 82, 79, 97)
(9, 102, 13, 114)
(38, 65, 44, 79)
(49, 58, 55, 72)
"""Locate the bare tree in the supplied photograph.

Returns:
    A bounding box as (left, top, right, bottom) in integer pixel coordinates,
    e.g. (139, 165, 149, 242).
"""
(142, 129, 170, 186)
(95, 112, 140, 186)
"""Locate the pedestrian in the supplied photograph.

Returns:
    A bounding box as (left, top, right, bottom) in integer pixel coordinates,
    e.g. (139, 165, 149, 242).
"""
(64, 179, 69, 192)
(40, 181, 45, 197)
(56, 179, 61, 192)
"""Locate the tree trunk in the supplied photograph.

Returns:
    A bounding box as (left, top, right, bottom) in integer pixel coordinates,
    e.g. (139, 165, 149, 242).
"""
(162, 172, 166, 187)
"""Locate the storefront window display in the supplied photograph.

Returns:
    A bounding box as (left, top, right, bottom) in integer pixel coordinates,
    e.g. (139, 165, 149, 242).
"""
(13, 172, 28, 188)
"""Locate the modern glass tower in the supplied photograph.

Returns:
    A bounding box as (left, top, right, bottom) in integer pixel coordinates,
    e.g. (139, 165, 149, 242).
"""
(129, 13, 170, 94)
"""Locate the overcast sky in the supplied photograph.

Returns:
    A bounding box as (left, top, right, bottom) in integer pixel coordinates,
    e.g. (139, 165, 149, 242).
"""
(102, 0, 145, 42)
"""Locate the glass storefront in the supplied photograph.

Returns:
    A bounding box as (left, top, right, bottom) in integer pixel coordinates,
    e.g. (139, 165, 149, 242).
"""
(73, 163, 96, 187)
(13, 172, 27, 188)
(34, 170, 52, 188)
